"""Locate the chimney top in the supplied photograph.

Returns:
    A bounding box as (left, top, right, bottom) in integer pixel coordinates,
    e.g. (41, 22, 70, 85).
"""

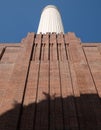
(37, 5, 64, 34)
(42, 5, 59, 12)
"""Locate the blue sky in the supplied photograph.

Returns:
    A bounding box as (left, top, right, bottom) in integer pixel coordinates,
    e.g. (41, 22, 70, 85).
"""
(0, 0, 101, 43)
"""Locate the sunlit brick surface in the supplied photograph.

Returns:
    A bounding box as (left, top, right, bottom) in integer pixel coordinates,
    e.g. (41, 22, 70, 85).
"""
(0, 32, 101, 130)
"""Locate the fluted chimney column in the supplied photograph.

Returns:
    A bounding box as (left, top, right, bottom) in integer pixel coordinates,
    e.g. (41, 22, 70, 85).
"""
(37, 5, 64, 34)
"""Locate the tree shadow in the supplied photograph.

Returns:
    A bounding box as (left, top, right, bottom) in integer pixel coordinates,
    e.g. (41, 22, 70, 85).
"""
(0, 93, 101, 130)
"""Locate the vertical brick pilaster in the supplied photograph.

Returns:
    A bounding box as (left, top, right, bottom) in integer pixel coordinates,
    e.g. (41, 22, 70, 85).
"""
(20, 61, 39, 130)
(35, 61, 49, 130)
(64, 42, 80, 97)
(68, 40, 96, 94)
(42, 33, 49, 61)
(50, 61, 63, 130)
(59, 61, 79, 129)
(34, 34, 42, 61)
(50, 33, 58, 61)
(57, 33, 67, 61)
(0, 32, 35, 130)
(67, 34, 98, 129)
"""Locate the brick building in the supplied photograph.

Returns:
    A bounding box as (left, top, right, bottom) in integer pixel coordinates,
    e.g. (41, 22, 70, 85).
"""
(0, 5, 101, 130)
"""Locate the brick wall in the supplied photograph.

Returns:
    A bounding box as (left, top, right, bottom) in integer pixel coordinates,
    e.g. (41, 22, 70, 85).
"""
(0, 32, 101, 130)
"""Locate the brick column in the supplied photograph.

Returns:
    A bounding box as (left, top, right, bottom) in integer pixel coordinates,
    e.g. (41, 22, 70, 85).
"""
(0, 32, 35, 130)
(66, 32, 99, 129)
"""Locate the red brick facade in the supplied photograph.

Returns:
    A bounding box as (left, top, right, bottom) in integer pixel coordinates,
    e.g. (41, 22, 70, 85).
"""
(0, 32, 101, 129)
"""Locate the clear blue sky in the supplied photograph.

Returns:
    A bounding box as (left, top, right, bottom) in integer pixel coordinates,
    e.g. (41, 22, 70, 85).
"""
(0, 0, 101, 42)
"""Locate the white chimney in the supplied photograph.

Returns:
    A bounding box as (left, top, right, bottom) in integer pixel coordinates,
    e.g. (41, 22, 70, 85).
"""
(37, 5, 64, 34)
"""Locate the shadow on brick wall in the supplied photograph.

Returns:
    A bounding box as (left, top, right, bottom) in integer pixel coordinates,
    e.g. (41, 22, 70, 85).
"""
(0, 93, 101, 130)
